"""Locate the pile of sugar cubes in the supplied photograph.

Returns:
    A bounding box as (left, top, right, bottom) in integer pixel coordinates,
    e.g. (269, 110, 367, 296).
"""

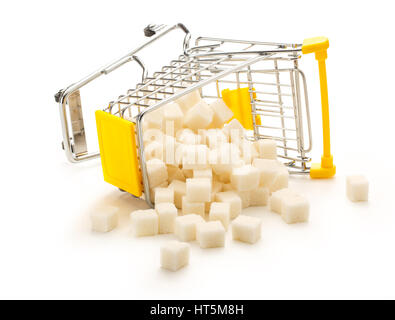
(91, 90, 369, 272)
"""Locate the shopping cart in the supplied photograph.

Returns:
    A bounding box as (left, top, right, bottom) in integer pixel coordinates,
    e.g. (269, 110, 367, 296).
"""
(55, 23, 336, 207)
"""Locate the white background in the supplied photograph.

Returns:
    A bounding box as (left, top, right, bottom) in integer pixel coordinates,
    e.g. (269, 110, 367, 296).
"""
(0, 0, 394, 299)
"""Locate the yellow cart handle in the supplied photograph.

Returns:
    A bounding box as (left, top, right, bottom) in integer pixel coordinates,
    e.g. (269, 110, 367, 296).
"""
(302, 37, 336, 178)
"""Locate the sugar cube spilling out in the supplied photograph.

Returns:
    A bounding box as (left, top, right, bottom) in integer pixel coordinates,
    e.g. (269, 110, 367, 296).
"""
(232, 215, 262, 244)
(146, 159, 168, 188)
(255, 139, 277, 159)
(160, 241, 190, 272)
(90, 207, 118, 233)
(196, 221, 226, 248)
(182, 196, 205, 217)
(168, 180, 186, 209)
(175, 214, 205, 242)
(346, 175, 369, 202)
(175, 90, 202, 114)
(130, 209, 158, 237)
(209, 99, 234, 128)
(154, 187, 174, 204)
(184, 100, 214, 130)
(269, 188, 296, 214)
(281, 195, 309, 224)
(209, 202, 231, 230)
(186, 178, 212, 203)
(155, 203, 177, 234)
(230, 165, 260, 191)
(215, 191, 242, 219)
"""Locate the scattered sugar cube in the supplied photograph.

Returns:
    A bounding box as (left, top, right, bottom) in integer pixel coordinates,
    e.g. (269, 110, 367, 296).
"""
(155, 203, 178, 234)
(209, 99, 234, 128)
(209, 202, 231, 230)
(145, 141, 163, 161)
(130, 209, 158, 237)
(175, 214, 205, 242)
(205, 192, 217, 214)
(186, 178, 212, 202)
(146, 159, 168, 188)
(90, 207, 118, 233)
(205, 129, 228, 149)
(150, 181, 168, 202)
(232, 215, 262, 244)
(175, 90, 202, 114)
(253, 159, 289, 192)
(154, 187, 174, 204)
(231, 165, 260, 191)
(281, 195, 310, 224)
(162, 102, 184, 131)
(269, 188, 297, 213)
(346, 175, 369, 202)
(167, 165, 185, 182)
(182, 196, 205, 217)
(196, 221, 226, 248)
(193, 168, 212, 181)
(215, 191, 242, 219)
(160, 241, 190, 272)
(168, 180, 186, 209)
(250, 187, 270, 206)
(184, 100, 214, 130)
(255, 139, 277, 159)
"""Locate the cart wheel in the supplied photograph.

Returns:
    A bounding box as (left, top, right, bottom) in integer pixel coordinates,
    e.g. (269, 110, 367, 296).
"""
(144, 25, 156, 37)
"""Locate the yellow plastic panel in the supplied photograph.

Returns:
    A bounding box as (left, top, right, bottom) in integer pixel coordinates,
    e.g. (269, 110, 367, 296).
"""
(95, 110, 142, 196)
(221, 87, 261, 130)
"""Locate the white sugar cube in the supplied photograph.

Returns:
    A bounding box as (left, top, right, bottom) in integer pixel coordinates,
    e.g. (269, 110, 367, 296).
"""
(182, 196, 205, 217)
(163, 135, 179, 165)
(162, 102, 184, 132)
(184, 100, 214, 130)
(168, 180, 186, 209)
(90, 207, 118, 233)
(145, 108, 164, 130)
(196, 221, 226, 248)
(182, 144, 209, 170)
(250, 187, 270, 206)
(154, 187, 174, 204)
(155, 203, 178, 234)
(186, 178, 212, 202)
(209, 202, 231, 230)
(209, 99, 234, 128)
(255, 139, 277, 159)
(205, 129, 228, 149)
(176, 128, 202, 145)
(269, 188, 297, 213)
(346, 175, 369, 202)
(281, 195, 309, 224)
(240, 140, 260, 164)
(215, 191, 242, 219)
(252, 159, 289, 192)
(145, 141, 164, 161)
(160, 241, 190, 272)
(175, 90, 202, 114)
(167, 165, 185, 182)
(130, 209, 158, 237)
(205, 192, 217, 214)
(146, 159, 168, 188)
(143, 128, 164, 145)
(232, 215, 262, 244)
(223, 119, 245, 144)
(175, 214, 205, 242)
(231, 165, 260, 191)
(150, 181, 168, 202)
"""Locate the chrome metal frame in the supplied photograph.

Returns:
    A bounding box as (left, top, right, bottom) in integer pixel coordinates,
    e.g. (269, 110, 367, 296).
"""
(56, 23, 313, 207)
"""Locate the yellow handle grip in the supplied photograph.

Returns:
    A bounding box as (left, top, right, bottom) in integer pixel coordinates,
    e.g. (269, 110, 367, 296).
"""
(302, 37, 336, 178)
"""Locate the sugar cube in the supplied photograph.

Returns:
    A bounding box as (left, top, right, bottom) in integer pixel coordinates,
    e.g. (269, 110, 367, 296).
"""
(90, 207, 118, 233)
(193, 168, 212, 181)
(182, 196, 205, 217)
(215, 191, 242, 219)
(143, 128, 164, 145)
(154, 187, 174, 204)
(168, 180, 186, 209)
(196, 221, 226, 248)
(184, 100, 214, 130)
(237, 190, 251, 209)
(145, 108, 164, 130)
(269, 188, 297, 213)
(346, 175, 369, 202)
(232, 215, 262, 244)
(281, 195, 309, 224)
(209, 202, 231, 230)
(182, 144, 209, 170)
(162, 102, 184, 132)
(155, 203, 178, 234)
(145, 141, 164, 161)
(160, 241, 190, 272)
(150, 181, 168, 202)
(130, 209, 158, 237)
(175, 90, 202, 114)
(231, 165, 260, 191)
(175, 214, 205, 242)
(186, 178, 212, 203)
(205, 129, 228, 149)
(223, 119, 245, 144)
(209, 99, 234, 128)
(252, 159, 289, 192)
(167, 165, 185, 182)
(177, 128, 202, 145)
(146, 159, 168, 188)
